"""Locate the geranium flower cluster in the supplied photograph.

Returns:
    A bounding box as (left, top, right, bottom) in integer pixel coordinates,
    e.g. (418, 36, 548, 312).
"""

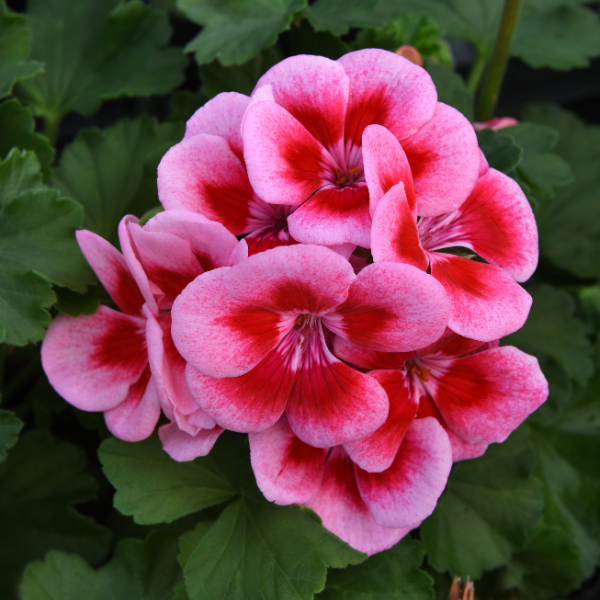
(42, 50, 548, 555)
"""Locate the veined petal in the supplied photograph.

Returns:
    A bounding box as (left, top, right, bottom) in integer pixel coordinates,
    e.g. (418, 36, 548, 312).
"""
(338, 49, 437, 147)
(363, 124, 416, 216)
(417, 328, 487, 359)
(326, 262, 450, 352)
(307, 447, 410, 555)
(249, 415, 327, 505)
(430, 254, 532, 342)
(355, 417, 452, 528)
(287, 185, 371, 247)
(76, 230, 144, 316)
(333, 335, 412, 370)
(371, 182, 428, 270)
(344, 370, 418, 472)
(253, 55, 349, 150)
(157, 133, 255, 235)
(158, 422, 223, 462)
(403, 103, 479, 216)
(104, 368, 161, 442)
(41, 307, 147, 412)
(433, 346, 548, 444)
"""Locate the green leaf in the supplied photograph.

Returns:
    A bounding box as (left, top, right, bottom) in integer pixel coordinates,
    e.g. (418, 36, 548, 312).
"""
(54, 287, 102, 318)
(16, 0, 186, 121)
(98, 435, 238, 525)
(50, 116, 184, 244)
(421, 428, 544, 579)
(168, 90, 208, 123)
(0, 409, 23, 463)
(319, 537, 434, 600)
(476, 128, 522, 174)
(0, 150, 94, 345)
(179, 0, 306, 66)
(289, 19, 349, 60)
(0, 430, 110, 597)
(521, 105, 600, 280)
(0, 99, 53, 176)
(425, 63, 473, 121)
(200, 45, 285, 99)
(0, 1, 43, 98)
(303, 0, 384, 36)
(504, 285, 594, 388)
(21, 532, 181, 600)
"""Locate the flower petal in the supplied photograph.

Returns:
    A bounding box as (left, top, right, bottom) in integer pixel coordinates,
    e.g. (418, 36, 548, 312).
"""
(326, 262, 450, 352)
(355, 417, 452, 528)
(333, 335, 411, 370)
(41, 306, 147, 412)
(158, 422, 224, 462)
(402, 103, 479, 216)
(344, 370, 418, 472)
(430, 254, 532, 341)
(249, 415, 327, 505)
(417, 328, 487, 359)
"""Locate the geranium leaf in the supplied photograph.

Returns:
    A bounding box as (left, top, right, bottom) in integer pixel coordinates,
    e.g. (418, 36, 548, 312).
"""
(521, 105, 600, 280)
(178, 0, 307, 66)
(21, 532, 181, 600)
(303, 0, 384, 36)
(0, 431, 110, 597)
(98, 434, 238, 525)
(0, 409, 23, 463)
(426, 63, 473, 121)
(476, 128, 523, 174)
(421, 428, 544, 579)
(0, 1, 43, 98)
(49, 116, 184, 244)
(319, 537, 434, 600)
(16, 0, 186, 121)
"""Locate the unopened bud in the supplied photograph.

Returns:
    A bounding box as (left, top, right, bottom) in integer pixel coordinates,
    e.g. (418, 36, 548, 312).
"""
(395, 45, 424, 67)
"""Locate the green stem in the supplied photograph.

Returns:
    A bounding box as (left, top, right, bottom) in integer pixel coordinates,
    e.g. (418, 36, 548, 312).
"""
(43, 110, 62, 147)
(466, 45, 490, 93)
(476, 0, 522, 121)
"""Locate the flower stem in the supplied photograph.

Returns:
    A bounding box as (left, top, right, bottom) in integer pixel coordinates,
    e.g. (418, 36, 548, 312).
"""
(476, 0, 522, 121)
(466, 45, 490, 93)
(43, 110, 62, 147)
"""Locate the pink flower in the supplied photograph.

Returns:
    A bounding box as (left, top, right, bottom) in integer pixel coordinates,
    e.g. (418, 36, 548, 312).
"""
(364, 124, 537, 341)
(172, 244, 451, 448)
(249, 414, 452, 554)
(241, 49, 480, 247)
(333, 328, 548, 465)
(473, 117, 519, 131)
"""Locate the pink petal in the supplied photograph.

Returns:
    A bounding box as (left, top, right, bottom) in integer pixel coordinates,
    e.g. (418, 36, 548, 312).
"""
(478, 149, 489, 177)
(287, 185, 371, 247)
(158, 422, 224, 462)
(307, 447, 410, 555)
(338, 49, 437, 147)
(402, 103, 479, 216)
(344, 370, 418, 472)
(333, 335, 412, 370)
(242, 100, 330, 206)
(355, 417, 452, 528)
(453, 168, 538, 282)
(430, 254, 532, 342)
(41, 306, 147, 412)
(228, 239, 249, 266)
(253, 55, 349, 150)
(371, 182, 428, 270)
(184, 92, 249, 160)
(326, 262, 450, 352)
(104, 367, 161, 442)
(157, 133, 255, 235)
(417, 328, 487, 359)
(76, 230, 144, 316)
(433, 346, 548, 444)
(249, 415, 327, 505)
(327, 243, 356, 260)
(362, 124, 417, 216)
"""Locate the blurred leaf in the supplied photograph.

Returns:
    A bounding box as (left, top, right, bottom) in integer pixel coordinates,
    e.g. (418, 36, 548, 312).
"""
(476, 128, 522, 174)
(289, 19, 349, 60)
(0, 150, 94, 345)
(168, 90, 207, 122)
(54, 287, 101, 318)
(522, 105, 600, 281)
(21, 532, 181, 600)
(421, 428, 544, 579)
(0, 430, 110, 598)
(0, 1, 43, 98)
(303, 0, 384, 36)
(0, 99, 53, 176)
(319, 537, 434, 600)
(17, 0, 186, 121)
(50, 116, 184, 244)
(199, 45, 285, 99)
(425, 63, 473, 121)
(179, 0, 306, 66)
(0, 409, 23, 463)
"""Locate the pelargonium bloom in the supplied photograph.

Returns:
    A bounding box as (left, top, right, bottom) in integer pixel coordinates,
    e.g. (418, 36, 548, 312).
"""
(364, 124, 537, 341)
(242, 49, 480, 247)
(172, 244, 451, 448)
(334, 328, 549, 464)
(249, 414, 452, 554)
